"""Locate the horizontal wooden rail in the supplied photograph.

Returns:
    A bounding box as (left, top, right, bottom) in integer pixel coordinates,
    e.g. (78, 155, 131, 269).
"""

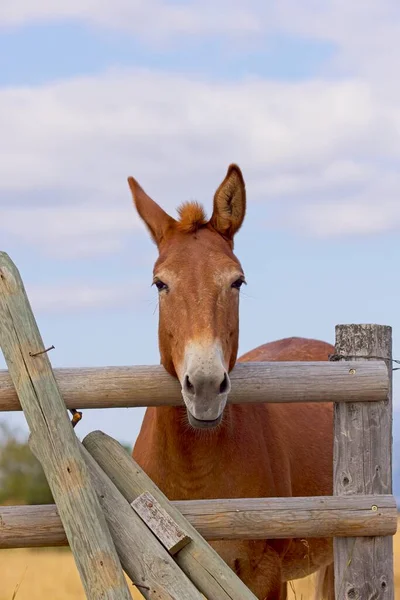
(1, 495, 397, 549)
(0, 361, 388, 411)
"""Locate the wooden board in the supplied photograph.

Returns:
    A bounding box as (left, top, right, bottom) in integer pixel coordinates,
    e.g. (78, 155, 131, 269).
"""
(131, 492, 191, 554)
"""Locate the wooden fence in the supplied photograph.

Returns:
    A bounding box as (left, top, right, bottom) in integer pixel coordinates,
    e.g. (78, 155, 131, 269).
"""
(0, 250, 397, 599)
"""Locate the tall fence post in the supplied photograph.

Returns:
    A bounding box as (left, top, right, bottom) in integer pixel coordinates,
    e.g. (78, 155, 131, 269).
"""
(333, 324, 394, 599)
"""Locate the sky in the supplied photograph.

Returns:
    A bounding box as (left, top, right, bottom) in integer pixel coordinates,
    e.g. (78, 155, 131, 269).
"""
(0, 1, 399, 494)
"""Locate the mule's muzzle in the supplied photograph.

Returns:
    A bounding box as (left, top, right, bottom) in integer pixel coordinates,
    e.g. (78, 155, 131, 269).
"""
(187, 411, 223, 429)
(181, 342, 231, 428)
(182, 368, 230, 429)
(183, 371, 230, 398)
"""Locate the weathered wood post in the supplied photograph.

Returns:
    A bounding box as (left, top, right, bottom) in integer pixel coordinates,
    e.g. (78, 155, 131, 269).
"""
(333, 324, 394, 599)
(0, 252, 132, 600)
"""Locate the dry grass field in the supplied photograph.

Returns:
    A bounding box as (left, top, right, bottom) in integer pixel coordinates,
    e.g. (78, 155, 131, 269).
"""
(1, 522, 399, 600)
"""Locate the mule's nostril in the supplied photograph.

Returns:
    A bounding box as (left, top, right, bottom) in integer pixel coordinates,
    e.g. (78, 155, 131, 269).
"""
(219, 373, 229, 395)
(184, 370, 229, 398)
(185, 374, 195, 394)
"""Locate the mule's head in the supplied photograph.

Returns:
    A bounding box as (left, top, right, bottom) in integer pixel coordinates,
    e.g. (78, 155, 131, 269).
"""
(128, 165, 246, 429)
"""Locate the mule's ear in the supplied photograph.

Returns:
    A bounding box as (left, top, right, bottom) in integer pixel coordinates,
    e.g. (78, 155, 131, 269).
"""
(209, 164, 246, 241)
(128, 177, 176, 246)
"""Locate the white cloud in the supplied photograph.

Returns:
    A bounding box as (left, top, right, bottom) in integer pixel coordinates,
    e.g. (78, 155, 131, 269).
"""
(1, 2, 400, 243)
(285, 168, 400, 237)
(1, 0, 399, 98)
(294, 201, 400, 237)
(269, 1, 400, 79)
(0, 75, 377, 188)
(1, 0, 398, 75)
(251, 160, 375, 198)
(0, 0, 258, 38)
(0, 68, 399, 245)
(0, 0, 397, 100)
(26, 281, 146, 312)
(0, 206, 142, 258)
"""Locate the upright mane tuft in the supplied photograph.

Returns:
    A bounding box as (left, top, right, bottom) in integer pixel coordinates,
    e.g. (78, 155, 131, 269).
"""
(176, 201, 208, 233)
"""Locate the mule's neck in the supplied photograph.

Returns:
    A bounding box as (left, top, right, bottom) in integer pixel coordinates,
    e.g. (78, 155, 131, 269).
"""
(148, 406, 229, 457)
(134, 405, 232, 500)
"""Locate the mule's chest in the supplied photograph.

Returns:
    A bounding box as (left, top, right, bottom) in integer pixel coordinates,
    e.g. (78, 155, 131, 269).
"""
(138, 442, 291, 503)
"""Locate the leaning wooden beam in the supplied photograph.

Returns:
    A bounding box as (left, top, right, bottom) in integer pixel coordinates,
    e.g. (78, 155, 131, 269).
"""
(80, 444, 205, 600)
(84, 431, 258, 600)
(334, 324, 394, 599)
(0, 360, 388, 411)
(0, 252, 132, 600)
(1, 494, 397, 549)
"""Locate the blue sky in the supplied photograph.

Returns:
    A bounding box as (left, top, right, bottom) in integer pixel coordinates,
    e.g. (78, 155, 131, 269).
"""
(1, 1, 399, 495)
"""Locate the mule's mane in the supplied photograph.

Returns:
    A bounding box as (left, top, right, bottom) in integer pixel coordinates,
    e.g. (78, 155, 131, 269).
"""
(176, 201, 208, 233)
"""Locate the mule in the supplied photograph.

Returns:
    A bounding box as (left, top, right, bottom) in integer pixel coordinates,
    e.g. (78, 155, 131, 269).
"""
(129, 165, 334, 599)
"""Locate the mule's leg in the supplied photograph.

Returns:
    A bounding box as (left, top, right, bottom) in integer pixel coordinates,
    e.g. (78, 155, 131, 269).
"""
(239, 546, 283, 600)
(260, 579, 285, 600)
(314, 563, 334, 600)
(211, 541, 284, 599)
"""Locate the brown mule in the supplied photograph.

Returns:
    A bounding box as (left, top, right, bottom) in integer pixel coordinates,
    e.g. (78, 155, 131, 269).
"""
(129, 165, 334, 599)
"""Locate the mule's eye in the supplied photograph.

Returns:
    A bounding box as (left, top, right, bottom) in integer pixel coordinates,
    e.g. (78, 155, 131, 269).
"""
(155, 280, 168, 292)
(231, 278, 245, 290)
